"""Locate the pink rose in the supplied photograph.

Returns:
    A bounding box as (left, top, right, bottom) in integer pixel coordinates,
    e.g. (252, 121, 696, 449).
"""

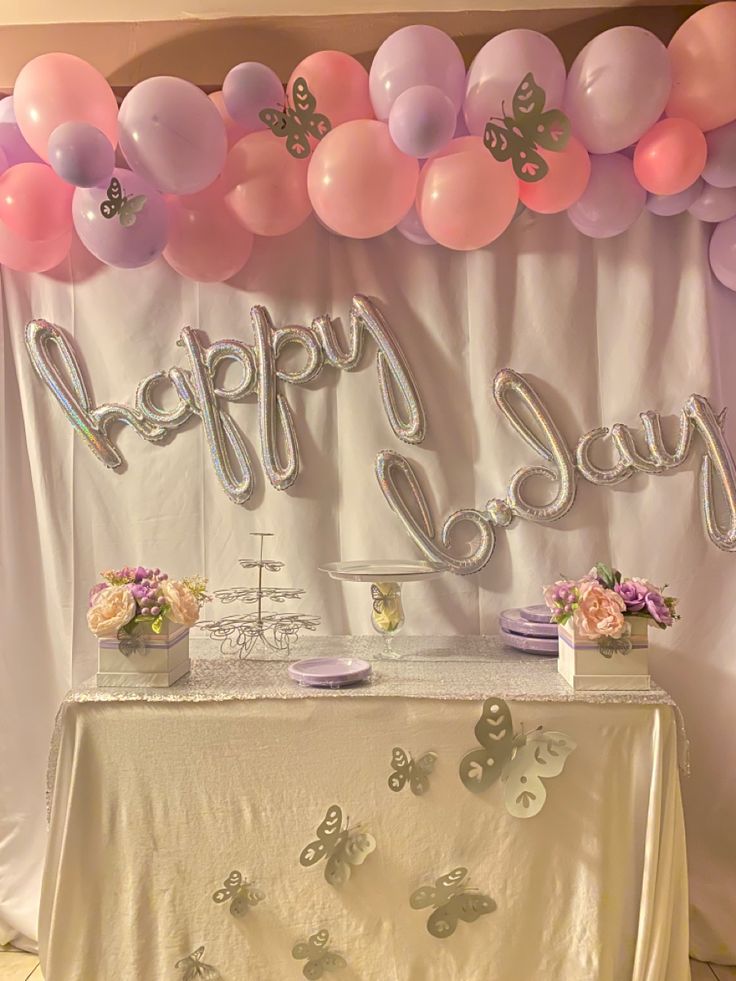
(573, 581, 626, 640)
(87, 585, 136, 637)
(161, 579, 200, 627)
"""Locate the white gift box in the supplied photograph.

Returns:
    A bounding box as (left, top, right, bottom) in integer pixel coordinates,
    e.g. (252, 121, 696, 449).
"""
(557, 617, 650, 691)
(97, 620, 190, 688)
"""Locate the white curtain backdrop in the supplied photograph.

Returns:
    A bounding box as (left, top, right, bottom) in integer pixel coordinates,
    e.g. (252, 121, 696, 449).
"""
(1, 210, 734, 961)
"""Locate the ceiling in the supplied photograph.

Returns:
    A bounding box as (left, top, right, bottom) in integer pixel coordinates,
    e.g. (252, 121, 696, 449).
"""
(0, 0, 705, 89)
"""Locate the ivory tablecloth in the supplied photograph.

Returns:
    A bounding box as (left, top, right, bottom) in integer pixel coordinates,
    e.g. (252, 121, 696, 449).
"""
(39, 639, 690, 981)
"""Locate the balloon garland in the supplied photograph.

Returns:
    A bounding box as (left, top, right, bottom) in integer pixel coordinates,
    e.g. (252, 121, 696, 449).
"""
(4, 7, 736, 288)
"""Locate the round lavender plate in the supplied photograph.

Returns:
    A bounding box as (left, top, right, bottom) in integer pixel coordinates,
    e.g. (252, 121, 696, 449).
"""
(520, 604, 553, 624)
(499, 609, 558, 638)
(288, 656, 372, 688)
(500, 628, 558, 656)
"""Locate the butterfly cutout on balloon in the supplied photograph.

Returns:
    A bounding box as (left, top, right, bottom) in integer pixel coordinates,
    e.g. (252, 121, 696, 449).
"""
(299, 804, 376, 887)
(212, 869, 264, 917)
(259, 77, 332, 159)
(388, 746, 437, 796)
(459, 697, 576, 818)
(99, 176, 147, 227)
(410, 866, 496, 939)
(483, 72, 571, 183)
(292, 929, 347, 980)
(174, 946, 221, 981)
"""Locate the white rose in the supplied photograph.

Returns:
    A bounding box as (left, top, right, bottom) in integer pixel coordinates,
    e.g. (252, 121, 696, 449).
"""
(161, 580, 200, 627)
(87, 585, 136, 637)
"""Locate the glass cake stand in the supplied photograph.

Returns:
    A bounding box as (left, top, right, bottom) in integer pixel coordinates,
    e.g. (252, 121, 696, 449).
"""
(320, 560, 444, 657)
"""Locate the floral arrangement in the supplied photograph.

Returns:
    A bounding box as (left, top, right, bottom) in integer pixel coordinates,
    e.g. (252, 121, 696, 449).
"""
(87, 565, 208, 638)
(544, 563, 679, 650)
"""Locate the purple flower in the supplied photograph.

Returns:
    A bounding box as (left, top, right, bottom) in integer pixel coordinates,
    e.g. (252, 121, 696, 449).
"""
(615, 579, 648, 612)
(88, 582, 108, 608)
(134, 566, 148, 583)
(645, 591, 673, 626)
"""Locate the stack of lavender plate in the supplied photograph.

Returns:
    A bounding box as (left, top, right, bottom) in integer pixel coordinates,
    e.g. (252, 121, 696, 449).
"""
(499, 604, 559, 656)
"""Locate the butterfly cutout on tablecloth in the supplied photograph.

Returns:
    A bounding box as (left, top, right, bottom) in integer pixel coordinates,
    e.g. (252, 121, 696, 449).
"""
(459, 697, 576, 818)
(410, 866, 496, 939)
(212, 869, 265, 917)
(174, 946, 222, 980)
(259, 77, 332, 159)
(299, 804, 376, 887)
(388, 746, 437, 796)
(292, 929, 347, 979)
(483, 72, 571, 183)
(99, 176, 147, 227)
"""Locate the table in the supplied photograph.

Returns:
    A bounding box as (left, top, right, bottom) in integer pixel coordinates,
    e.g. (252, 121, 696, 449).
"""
(39, 637, 690, 981)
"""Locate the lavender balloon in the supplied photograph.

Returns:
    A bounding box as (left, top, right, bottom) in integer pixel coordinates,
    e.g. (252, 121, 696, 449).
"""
(119, 76, 227, 195)
(688, 185, 736, 223)
(647, 179, 703, 217)
(370, 25, 465, 120)
(72, 168, 168, 269)
(389, 85, 456, 158)
(703, 122, 736, 189)
(396, 204, 436, 245)
(48, 122, 115, 188)
(567, 153, 646, 238)
(464, 30, 566, 137)
(223, 62, 284, 132)
(0, 96, 43, 166)
(710, 216, 736, 291)
(564, 27, 671, 154)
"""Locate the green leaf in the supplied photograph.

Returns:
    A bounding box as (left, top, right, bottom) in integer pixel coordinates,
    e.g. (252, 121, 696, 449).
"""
(595, 562, 615, 589)
(613, 568, 622, 585)
(151, 614, 164, 634)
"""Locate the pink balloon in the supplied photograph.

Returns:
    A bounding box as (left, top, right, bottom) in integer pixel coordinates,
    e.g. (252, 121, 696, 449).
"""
(369, 25, 465, 120)
(13, 53, 118, 162)
(710, 215, 736, 290)
(688, 183, 736, 222)
(209, 91, 248, 148)
(667, 2, 736, 132)
(567, 153, 646, 238)
(0, 220, 71, 272)
(416, 136, 518, 250)
(308, 119, 418, 238)
(519, 137, 591, 214)
(647, 178, 703, 216)
(633, 117, 707, 195)
(0, 163, 73, 241)
(389, 85, 456, 158)
(164, 196, 254, 282)
(119, 77, 227, 195)
(564, 28, 671, 154)
(224, 131, 312, 237)
(464, 30, 566, 137)
(289, 51, 374, 128)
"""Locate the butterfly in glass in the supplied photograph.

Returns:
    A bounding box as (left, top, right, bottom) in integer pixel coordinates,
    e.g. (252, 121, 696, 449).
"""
(259, 77, 331, 159)
(388, 746, 437, 796)
(212, 869, 264, 917)
(459, 697, 576, 817)
(292, 929, 346, 980)
(299, 804, 376, 887)
(410, 867, 496, 939)
(99, 177, 147, 226)
(483, 72, 571, 183)
(174, 946, 221, 980)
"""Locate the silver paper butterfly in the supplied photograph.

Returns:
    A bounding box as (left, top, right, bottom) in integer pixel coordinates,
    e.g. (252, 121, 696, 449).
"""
(410, 867, 496, 939)
(459, 697, 576, 818)
(292, 929, 346, 980)
(388, 747, 437, 796)
(212, 869, 265, 917)
(174, 946, 221, 980)
(299, 804, 376, 887)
